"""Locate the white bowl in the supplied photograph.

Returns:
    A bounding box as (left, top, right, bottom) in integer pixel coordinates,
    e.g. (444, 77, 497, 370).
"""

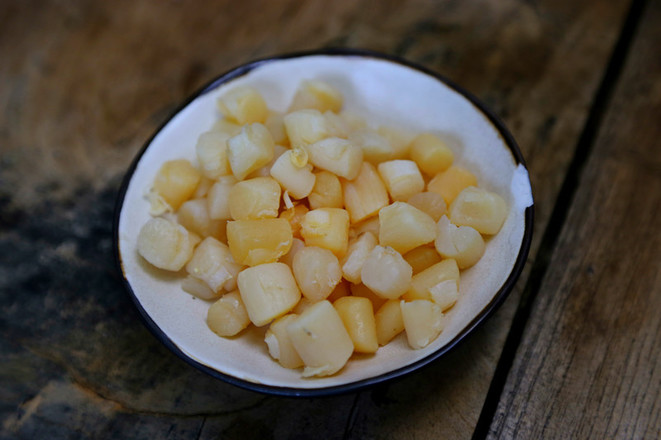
(114, 49, 533, 396)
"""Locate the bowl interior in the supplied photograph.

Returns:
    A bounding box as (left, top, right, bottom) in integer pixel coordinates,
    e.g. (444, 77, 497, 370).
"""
(116, 52, 533, 394)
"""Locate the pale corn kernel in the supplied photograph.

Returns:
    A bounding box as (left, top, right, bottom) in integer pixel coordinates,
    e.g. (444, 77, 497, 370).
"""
(137, 217, 198, 271)
(449, 186, 508, 235)
(327, 280, 351, 303)
(350, 283, 387, 311)
(429, 279, 459, 311)
(186, 237, 242, 293)
(227, 123, 275, 180)
(361, 245, 412, 299)
(341, 231, 378, 284)
(229, 177, 281, 220)
(227, 218, 293, 266)
(379, 202, 437, 254)
(349, 128, 394, 163)
(196, 131, 232, 179)
(342, 162, 389, 223)
(207, 291, 251, 337)
(153, 159, 201, 211)
(192, 176, 214, 199)
(403, 246, 443, 275)
(265, 314, 304, 369)
(279, 204, 308, 239)
(270, 150, 316, 199)
(349, 216, 380, 240)
(409, 133, 454, 175)
(210, 118, 242, 137)
(237, 262, 301, 326)
(217, 87, 268, 124)
(401, 300, 445, 349)
(286, 300, 354, 377)
(308, 170, 343, 209)
(300, 208, 350, 257)
(292, 246, 343, 302)
(407, 191, 447, 222)
(246, 144, 289, 179)
(435, 215, 485, 269)
(404, 258, 459, 301)
(280, 237, 306, 268)
(324, 111, 350, 138)
(377, 126, 414, 159)
(264, 112, 289, 145)
(427, 165, 477, 205)
(377, 160, 425, 201)
(182, 276, 218, 300)
(293, 297, 316, 315)
(333, 296, 378, 353)
(178, 198, 225, 238)
(289, 80, 343, 113)
(307, 137, 363, 180)
(375, 299, 404, 346)
(283, 109, 329, 149)
(207, 175, 237, 220)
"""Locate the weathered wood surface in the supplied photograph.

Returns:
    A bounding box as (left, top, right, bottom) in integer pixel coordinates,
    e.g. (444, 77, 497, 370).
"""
(1, 0, 655, 438)
(487, 0, 661, 437)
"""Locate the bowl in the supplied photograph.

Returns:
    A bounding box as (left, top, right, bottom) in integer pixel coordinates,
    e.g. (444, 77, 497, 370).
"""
(114, 49, 533, 397)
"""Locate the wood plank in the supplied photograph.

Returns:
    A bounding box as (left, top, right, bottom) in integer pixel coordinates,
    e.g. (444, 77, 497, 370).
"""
(0, 0, 633, 439)
(487, 0, 661, 437)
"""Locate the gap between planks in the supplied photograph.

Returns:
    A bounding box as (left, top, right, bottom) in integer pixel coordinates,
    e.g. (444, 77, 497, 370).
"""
(470, 0, 649, 438)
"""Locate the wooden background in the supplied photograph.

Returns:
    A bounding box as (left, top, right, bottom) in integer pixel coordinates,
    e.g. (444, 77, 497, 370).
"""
(1, 0, 659, 438)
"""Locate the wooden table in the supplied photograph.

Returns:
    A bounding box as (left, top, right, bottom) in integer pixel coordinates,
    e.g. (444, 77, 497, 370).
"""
(2, 0, 659, 438)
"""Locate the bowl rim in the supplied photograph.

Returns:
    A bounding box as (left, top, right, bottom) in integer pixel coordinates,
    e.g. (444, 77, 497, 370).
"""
(113, 48, 534, 397)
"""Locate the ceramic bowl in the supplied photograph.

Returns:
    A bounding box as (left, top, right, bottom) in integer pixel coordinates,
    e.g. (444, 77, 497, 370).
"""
(114, 49, 533, 396)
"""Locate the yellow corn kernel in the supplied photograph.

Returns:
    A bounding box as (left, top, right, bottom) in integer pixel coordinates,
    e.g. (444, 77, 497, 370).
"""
(341, 231, 378, 284)
(350, 283, 387, 311)
(270, 150, 316, 199)
(207, 291, 251, 337)
(286, 300, 354, 377)
(228, 177, 281, 220)
(308, 170, 343, 209)
(342, 162, 389, 223)
(227, 218, 293, 266)
(361, 245, 412, 299)
(300, 208, 350, 257)
(279, 204, 309, 239)
(137, 217, 198, 271)
(375, 299, 404, 346)
(237, 262, 301, 326)
(379, 202, 437, 254)
(227, 123, 275, 180)
(427, 165, 477, 205)
(307, 137, 363, 180)
(333, 296, 378, 353)
(246, 144, 289, 179)
(377, 160, 425, 201)
(429, 279, 459, 311)
(177, 198, 225, 239)
(401, 299, 445, 349)
(289, 80, 343, 113)
(217, 86, 268, 124)
(283, 109, 329, 149)
(377, 126, 414, 159)
(153, 159, 201, 211)
(406, 191, 447, 222)
(292, 246, 343, 302)
(192, 176, 214, 199)
(207, 175, 237, 220)
(265, 314, 304, 369)
(349, 216, 380, 239)
(403, 246, 443, 275)
(196, 131, 231, 179)
(409, 133, 454, 175)
(404, 258, 459, 301)
(435, 215, 485, 269)
(349, 128, 394, 163)
(449, 186, 508, 235)
(280, 237, 306, 268)
(182, 275, 218, 300)
(210, 118, 242, 137)
(186, 237, 242, 293)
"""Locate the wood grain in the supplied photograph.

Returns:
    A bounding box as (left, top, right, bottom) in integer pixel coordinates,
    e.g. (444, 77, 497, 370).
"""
(0, 0, 647, 438)
(487, 0, 661, 437)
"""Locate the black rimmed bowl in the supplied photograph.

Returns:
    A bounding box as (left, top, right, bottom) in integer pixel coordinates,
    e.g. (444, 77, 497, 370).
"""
(114, 49, 534, 397)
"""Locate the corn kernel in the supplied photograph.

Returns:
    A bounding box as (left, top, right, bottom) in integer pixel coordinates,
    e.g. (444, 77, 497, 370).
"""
(406, 191, 447, 222)
(227, 218, 293, 266)
(341, 231, 378, 284)
(292, 246, 342, 302)
(228, 123, 275, 180)
(401, 300, 445, 349)
(349, 128, 393, 163)
(449, 186, 508, 235)
(427, 165, 477, 205)
(270, 150, 316, 199)
(403, 246, 443, 275)
(186, 237, 242, 293)
(153, 159, 201, 211)
(361, 245, 412, 299)
(342, 162, 389, 223)
(177, 198, 225, 239)
(350, 283, 387, 310)
(207, 175, 237, 220)
(435, 215, 485, 269)
(265, 314, 304, 369)
(377, 160, 425, 201)
(307, 137, 363, 180)
(409, 133, 454, 175)
(334, 296, 378, 353)
(207, 291, 251, 337)
(283, 109, 329, 149)
(300, 208, 350, 257)
(217, 87, 268, 124)
(196, 131, 232, 179)
(229, 177, 281, 220)
(289, 80, 343, 113)
(379, 202, 436, 254)
(308, 170, 343, 209)
(404, 258, 459, 301)
(375, 299, 404, 346)
(137, 217, 198, 271)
